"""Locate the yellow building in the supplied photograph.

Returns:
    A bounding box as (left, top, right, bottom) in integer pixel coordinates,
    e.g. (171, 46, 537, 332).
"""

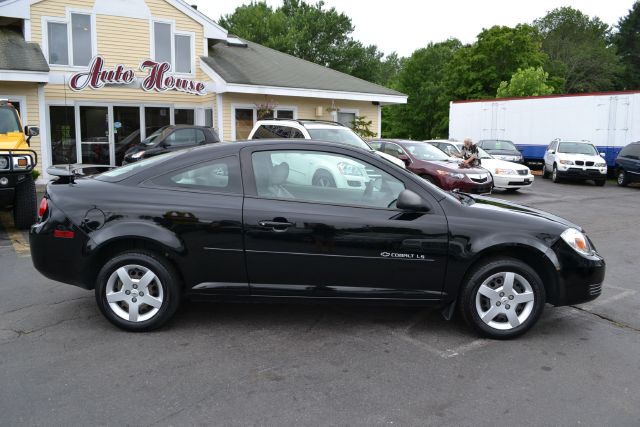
(0, 0, 406, 180)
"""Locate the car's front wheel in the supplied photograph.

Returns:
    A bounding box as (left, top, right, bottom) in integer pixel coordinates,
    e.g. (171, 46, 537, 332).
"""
(95, 251, 181, 332)
(542, 164, 550, 179)
(312, 170, 336, 187)
(617, 169, 629, 187)
(459, 258, 545, 339)
(551, 165, 561, 183)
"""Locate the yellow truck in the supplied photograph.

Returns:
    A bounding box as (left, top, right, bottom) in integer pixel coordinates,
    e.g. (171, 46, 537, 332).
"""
(0, 100, 39, 229)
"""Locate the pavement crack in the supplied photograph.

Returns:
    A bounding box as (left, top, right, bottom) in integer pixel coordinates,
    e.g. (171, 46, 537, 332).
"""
(571, 305, 640, 333)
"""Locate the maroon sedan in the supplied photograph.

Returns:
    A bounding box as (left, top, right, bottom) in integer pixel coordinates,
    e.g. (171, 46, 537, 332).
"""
(370, 139, 493, 193)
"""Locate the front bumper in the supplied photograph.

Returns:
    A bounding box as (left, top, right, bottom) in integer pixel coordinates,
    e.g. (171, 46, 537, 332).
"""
(549, 240, 605, 306)
(556, 165, 607, 180)
(493, 174, 534, 189)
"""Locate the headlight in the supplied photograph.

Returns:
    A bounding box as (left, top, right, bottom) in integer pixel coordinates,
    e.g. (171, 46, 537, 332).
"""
(131, 151, 146, 159)
(0, 156, 7, 169)
(494, 168, 517, 175)
(436, 170, 464, 179)
(595, 162, 606, 167)
(559, 160, 574, 165)
(561, 228, 593, 256)
(337, 162, 363, 176)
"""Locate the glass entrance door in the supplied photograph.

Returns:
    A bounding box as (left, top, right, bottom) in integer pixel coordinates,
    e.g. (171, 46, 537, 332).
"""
(145, 107, 170, 135)
(79, 106, 110, 165)
(113, 106, 141, 166)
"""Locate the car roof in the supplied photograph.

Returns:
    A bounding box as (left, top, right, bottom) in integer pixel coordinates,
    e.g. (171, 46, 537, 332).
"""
(255, 119, 347, 129)
(556, 140, 594, 144)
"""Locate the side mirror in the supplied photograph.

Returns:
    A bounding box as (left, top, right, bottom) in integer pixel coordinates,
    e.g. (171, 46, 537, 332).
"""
(397, 154, 411, 165)
(25, 126, 39, 137)
(548, 150, 555, 154)
(600, 152, 606, 157)
(396, 189, 430, 212)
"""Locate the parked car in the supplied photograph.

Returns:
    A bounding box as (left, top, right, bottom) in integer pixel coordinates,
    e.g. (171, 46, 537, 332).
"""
(34, 140, 604, 338)
(123, 125, 220, 164)
(477, 140, 524, 163)
(425, 139, 461, 157)
(542, 139, 607, 186)
(615, 141, 640, 187)
(475, 148, 534, 192)
(370, 139, 493, 194)
(247, 119, 406, 169)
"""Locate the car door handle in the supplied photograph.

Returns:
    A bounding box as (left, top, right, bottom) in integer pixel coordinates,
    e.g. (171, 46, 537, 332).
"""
(258, 220, 295, 230)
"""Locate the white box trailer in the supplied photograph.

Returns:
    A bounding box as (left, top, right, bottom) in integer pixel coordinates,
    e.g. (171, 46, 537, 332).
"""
(448, 91, 640, 166)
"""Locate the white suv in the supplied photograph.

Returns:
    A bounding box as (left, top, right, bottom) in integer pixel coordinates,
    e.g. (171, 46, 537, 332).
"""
(248, 120, 405, 169)
(542, 139, 607, 186)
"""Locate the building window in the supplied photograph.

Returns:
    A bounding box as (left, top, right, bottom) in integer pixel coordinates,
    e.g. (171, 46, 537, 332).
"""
(145, 107, 170, 135)
(204, 108, 214, 128)
(152, 22, 193, 74)
(153, 22, 172, 64)
(174, 34, 192, 73)
(174, 108, 195, 125)
(49, 106, 77, 164)
(276, 110, 294, 119)
(337, 111, 356, 129)
(46, 13, 94, 66)
(235, 109, 254, 140)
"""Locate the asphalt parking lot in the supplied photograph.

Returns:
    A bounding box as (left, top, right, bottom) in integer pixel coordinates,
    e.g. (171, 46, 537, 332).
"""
(1, 178, 639, 426)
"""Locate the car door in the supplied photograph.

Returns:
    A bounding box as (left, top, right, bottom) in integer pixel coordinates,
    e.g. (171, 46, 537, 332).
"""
(544, 141, 557, 168)
(240, 143, 449, 300)
(142, 156, 248, 294)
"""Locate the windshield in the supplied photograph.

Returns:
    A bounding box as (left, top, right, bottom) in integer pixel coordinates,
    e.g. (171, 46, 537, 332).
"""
(141, 128, 166, 146)
(477, 147, 493, 159)
(480, 140, 517, 151)
(558, 142, 598, 155)
(307, 128, 370, 150)
(96, 152, 175, 182)
(0, 106, 21, 134)
(402, 142, 450, 161)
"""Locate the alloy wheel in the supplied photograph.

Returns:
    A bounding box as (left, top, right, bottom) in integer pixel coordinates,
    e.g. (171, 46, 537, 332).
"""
(105, 264, 164, 322)
(475, 271, 535, 330)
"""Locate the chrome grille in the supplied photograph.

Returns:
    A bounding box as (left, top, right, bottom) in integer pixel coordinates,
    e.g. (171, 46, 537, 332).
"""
(575, 160, 584, 166)
(586, 161, 594, 167)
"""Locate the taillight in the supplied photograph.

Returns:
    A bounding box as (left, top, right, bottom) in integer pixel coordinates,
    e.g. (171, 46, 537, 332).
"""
(38, 197, 48, 218)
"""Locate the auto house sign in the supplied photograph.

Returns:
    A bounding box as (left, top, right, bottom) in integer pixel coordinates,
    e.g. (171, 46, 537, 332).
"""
(69, 56, 207, 95)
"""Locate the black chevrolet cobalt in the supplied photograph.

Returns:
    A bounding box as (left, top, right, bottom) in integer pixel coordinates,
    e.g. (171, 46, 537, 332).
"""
(31, 140, 605, 339)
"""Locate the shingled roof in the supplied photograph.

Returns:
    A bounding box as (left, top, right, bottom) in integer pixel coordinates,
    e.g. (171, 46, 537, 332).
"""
(0, 26, 49, 72)
(202, 40, 404, 98)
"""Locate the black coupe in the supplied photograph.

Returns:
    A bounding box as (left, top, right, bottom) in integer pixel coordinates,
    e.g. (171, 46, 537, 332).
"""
(31, 140, 605, 338)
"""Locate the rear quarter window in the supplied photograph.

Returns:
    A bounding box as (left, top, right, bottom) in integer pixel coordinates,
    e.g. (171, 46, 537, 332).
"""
(150, 156, 242, 194)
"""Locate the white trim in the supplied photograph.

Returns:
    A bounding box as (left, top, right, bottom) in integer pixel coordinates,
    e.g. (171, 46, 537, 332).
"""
(150, 19, 175, 69)
(37, 84, 50, 180)
(166, 0, 227, 40)
(377, 104, 382, 138)
(0, 71, 48, 83)
(1, 94, 28, 125)
(174, 30, 196, 77)
(216, 94, 224, 139)
(0, 0, 29, 19)
(199, 58, 228, 92)
(23, 19, 31, 41)
(42, 9, 97, 68)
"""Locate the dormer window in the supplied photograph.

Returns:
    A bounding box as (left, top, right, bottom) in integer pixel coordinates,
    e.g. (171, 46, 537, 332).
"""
(45, 12, 95, 66)
(152, 21, 193, 74)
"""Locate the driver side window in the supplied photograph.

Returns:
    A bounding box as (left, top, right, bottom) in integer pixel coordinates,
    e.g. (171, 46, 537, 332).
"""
(384, 143, 406, 158)
(252, 150, 405, 209)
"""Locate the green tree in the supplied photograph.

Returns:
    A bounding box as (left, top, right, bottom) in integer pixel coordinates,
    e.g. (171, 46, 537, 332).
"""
(445, 25, 547, 100)
(613, 1, 640, 89)
(350, 116, 377, 138)
(496, 67, 555, 97)
(383, 39, 462, 139)
(219, 0, 385, 83)
(534, 7, 622, 93)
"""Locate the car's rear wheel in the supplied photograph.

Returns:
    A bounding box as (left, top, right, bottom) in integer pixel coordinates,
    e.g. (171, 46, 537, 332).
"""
(312, 170, 336, 187)
(95, 251, 181, 332)
(459, 258, 545, 339)
(542, 164, 550, 179)
(13, 174, 37, 230)
(551, 165, 561, 183)
(617, 169, 629, 187)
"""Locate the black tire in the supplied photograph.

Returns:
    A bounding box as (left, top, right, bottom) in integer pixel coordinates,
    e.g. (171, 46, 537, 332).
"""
(13, 174, 37, 230)
(459, 257, 546, 339)
(312, 170, 336, 187)
(542, 164, 550, 179)
(95, 250, 181, 332)
(595, 179, 606, 187)
(551, 164, 561, 183)
(617, 169, 629, 187)
(504, 188, 519, 193)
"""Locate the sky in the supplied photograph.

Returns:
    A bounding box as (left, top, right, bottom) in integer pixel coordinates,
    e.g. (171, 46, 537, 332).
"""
(192, 0, 636, 57)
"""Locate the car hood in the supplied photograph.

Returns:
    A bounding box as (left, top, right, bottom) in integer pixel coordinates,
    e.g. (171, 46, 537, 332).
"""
(469, 195, 581, 231)
(375, 151, 406, 168)
(0, 132, 26, 149)
(484, 149, 520, 156)
(556, 153, 603, 162)
(426, 159, 486, 174)
(480, 158, 529, 171)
